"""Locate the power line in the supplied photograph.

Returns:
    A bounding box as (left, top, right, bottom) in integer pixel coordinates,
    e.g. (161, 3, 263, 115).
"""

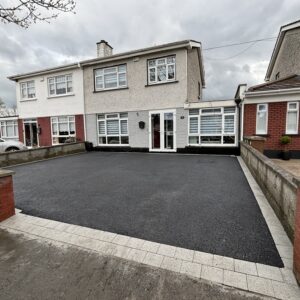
(203, 37, 277, 51)
(204, 41, 259, 61)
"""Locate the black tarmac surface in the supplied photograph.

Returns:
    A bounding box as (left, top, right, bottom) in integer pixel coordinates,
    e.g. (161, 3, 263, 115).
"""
(11, 152, 283, 267)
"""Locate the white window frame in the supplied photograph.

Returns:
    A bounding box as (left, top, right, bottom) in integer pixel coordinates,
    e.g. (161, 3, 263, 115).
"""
(94, 65, 127, 91)
(48, 74, 73, 97)
(20, 80, 36, 100)
(256, 103, 268, 135)
(188, 107, 237, 147)
(0, 119, 18, 139)
(51, 116, 76, 145)
(286, 102, 299, 134)
(97, 113, 129, 146)
(148, 56, 176, 85)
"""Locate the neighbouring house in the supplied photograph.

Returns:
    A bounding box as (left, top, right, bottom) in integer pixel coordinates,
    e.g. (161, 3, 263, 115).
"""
(8, 39, 240, 153)
(241, 20, 300, 158)
(8, 64, 85, 147)
(0, 108, 19, 141)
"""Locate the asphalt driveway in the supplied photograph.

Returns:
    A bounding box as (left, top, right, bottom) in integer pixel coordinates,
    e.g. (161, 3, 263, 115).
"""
(11, 152, 283, 267)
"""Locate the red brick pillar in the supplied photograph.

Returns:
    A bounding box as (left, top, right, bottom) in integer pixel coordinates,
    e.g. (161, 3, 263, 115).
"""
(294, 188, 300, 284)
(0, 170, 15, 222)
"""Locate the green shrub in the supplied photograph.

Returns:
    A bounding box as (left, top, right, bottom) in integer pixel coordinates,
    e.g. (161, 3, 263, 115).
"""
(280, 135, 291, 145)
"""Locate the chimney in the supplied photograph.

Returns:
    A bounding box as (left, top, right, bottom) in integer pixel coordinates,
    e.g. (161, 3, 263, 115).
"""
(96, 40, 113, 58)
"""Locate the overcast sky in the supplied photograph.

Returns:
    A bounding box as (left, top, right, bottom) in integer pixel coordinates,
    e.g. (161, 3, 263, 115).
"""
(1, 0, 300, 107)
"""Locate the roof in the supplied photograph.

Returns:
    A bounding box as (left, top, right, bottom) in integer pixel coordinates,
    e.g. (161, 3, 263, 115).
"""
(265, 19, 300, 81)
(248, 74, 300, 92)
(8, 39, 205, 86)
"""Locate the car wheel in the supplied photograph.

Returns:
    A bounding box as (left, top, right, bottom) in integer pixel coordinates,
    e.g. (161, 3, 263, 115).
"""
(5, 147, 19, 152)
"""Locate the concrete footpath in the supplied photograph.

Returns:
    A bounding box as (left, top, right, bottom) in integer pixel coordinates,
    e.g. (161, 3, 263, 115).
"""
(0, 228, 264, 300)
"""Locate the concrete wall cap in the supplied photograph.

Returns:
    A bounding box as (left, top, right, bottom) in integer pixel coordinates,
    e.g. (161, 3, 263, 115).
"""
(244, 135, 267, 141)
(0, 169, 15, 177)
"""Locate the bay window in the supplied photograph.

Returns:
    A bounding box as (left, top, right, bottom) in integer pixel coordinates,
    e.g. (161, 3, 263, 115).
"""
(256, 104, 268, 134)
(286, 102, 299, 134)
(20, 80, 35, 100)
(0, 120, 18, 139)
(97, 113, 129, 145)
(148, 56, 176, 84)
(95, 65, 127, 91)
(48, 74, 73, 96)
(51, 116, 76, 145)
(188, 107, 236, 146)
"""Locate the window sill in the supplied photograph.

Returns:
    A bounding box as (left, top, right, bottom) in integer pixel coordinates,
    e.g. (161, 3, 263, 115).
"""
(285, 133, 300, 136)
(98, 144, 129, 146)
(47, 93, 75, 99)
(93, 87, 128, 93)
(20, 98, 37, 102)
(255, 134, 269, 137)
(145, 80, 179, 87)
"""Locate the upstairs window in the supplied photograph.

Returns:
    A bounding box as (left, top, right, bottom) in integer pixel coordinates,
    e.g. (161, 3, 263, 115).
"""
(256, 104, 268, 135)
(20, 80, 35, 100)
(97, 113, 129, 145)
(286, 102, 299, 134)
(148, 56, 176, 84)
(48, 74, 72, 96)
(95, 65, 127, 91)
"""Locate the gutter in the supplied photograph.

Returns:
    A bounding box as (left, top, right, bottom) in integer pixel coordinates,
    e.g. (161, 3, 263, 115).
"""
(8, 63, 79, 81)
(80, 42, 192, 67)
(245, 87, 300, 97)
(8, 40, 196, 81)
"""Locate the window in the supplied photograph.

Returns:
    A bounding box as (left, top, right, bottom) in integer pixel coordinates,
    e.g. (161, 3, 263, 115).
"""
(148, 56, 176, 84)
(276, 72, 280, 80)
(286, 102, 299, 134)
(48, 74, 72, 96)
(97, 113, 129, 145)
(256, 104, 268, 134)
(95, 65, 127, 91)
(188, 107, 236, 146)
(0, 120, 18, 138)
(51, 116, 76, 145)
(20, 81, 35, 100)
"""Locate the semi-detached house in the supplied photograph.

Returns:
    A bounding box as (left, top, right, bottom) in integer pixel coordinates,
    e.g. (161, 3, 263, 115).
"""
(9, 64, 85, 147)
(8, 40, 239, 153)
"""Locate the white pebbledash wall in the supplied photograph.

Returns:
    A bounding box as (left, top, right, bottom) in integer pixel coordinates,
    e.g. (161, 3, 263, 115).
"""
(16, 67, 85, 119)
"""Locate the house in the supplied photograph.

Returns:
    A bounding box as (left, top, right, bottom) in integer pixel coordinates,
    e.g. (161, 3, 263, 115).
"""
(8, 64, 85, 147)
(81, 40, 206, 152)
(241, 20, 300, 158)
(77, 40, 238, 153)
(8, 39, 240, 153)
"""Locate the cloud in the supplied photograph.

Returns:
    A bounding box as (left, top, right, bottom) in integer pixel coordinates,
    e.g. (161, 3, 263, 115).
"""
(1, 0, 300, 107)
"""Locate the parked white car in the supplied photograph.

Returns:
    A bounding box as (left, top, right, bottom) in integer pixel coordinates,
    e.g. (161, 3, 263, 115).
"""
(0, 138, 27, 152)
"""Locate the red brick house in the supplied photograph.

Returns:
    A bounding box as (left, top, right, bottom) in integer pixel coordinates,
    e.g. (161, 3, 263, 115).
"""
(241, 20, 300, 158)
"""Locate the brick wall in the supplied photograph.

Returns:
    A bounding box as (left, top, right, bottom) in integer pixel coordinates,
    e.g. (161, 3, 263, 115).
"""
(37, 117, 52, 146)
(244, 102, 300, 151)
(75, 114, 85, 142)
(0, 171, 15, 222)
(18, 119, 24, 143)
(294, 189, 300, 283)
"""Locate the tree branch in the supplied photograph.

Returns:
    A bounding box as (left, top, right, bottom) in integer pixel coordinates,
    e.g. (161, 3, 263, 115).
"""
(0, 0, 76, 28)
